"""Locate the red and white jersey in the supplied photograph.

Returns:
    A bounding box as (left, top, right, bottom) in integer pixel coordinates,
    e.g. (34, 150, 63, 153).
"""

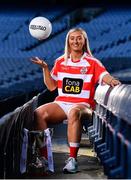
(51, 52, 108, 109)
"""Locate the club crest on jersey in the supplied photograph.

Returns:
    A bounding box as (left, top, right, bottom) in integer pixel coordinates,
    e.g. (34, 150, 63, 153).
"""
(80, 67, 87, 74)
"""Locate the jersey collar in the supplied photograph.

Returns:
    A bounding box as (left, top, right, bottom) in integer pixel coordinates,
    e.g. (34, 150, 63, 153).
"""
(69, 52, 87, 63)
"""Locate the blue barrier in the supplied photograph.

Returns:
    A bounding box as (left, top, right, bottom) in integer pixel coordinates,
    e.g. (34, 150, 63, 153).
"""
(88, 84, 131, 179)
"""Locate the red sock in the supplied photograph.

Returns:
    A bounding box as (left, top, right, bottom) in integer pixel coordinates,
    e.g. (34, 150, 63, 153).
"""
(39, 146, 47, 159)
(69, 146, 79, 159)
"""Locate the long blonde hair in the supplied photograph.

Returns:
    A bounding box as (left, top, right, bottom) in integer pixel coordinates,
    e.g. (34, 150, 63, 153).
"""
(64, 27, 93, 64)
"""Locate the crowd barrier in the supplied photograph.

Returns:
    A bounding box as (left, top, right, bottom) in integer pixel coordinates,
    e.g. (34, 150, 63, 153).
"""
(88, 84, 131, 179)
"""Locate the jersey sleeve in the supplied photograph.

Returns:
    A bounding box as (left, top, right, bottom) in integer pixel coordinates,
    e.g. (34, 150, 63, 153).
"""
(94, 59, 109, 84)
(51, 60, 59, 81)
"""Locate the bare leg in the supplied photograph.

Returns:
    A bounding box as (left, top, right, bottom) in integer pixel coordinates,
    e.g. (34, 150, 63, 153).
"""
(67, 105, 92, 143)
(34, 102, 67, 130)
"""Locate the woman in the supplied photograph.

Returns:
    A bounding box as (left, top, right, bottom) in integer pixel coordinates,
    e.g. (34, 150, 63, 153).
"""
(31, 27, 121, 173)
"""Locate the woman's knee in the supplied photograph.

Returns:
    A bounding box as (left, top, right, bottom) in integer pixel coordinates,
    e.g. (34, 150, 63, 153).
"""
(68, 107, 81, 123)
(34, 107, 49, 122)
(33, 108, 49, 130)
(68, 105, 93, 124)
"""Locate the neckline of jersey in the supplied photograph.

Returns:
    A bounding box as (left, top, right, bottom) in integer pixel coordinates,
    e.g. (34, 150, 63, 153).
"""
(71, 59, 80, 63)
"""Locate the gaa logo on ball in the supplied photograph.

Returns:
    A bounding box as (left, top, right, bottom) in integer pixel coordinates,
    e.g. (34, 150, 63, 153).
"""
(29, 17, 52, 40)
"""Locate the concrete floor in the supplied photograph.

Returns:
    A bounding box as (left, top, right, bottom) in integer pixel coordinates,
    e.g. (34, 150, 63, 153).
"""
(46, 136, 107, 179)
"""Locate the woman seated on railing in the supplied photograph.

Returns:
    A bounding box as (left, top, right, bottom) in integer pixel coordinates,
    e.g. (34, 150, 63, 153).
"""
(31, 27, 121, 174)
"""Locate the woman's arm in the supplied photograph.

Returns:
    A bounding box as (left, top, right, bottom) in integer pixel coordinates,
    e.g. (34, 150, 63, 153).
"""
(31, 57, 57, 91)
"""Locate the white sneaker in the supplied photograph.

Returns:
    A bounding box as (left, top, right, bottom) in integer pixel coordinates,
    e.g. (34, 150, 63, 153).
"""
(63, 157, 78, 173)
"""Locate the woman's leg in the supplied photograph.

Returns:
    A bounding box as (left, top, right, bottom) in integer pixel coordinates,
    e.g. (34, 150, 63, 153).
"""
(67, 105, 92, 158)
(63, 105, 93, 173)
(34, 102, 67, 130)
(67, 104, 92, 143)
(33, 102, 67, 162)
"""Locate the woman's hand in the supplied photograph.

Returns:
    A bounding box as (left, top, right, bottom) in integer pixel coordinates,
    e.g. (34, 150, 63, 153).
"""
(30, 57, 48, 69)
(30, 57, 57, 91)
(103, 74, 121, 87)
(110, 78, 121, 87)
